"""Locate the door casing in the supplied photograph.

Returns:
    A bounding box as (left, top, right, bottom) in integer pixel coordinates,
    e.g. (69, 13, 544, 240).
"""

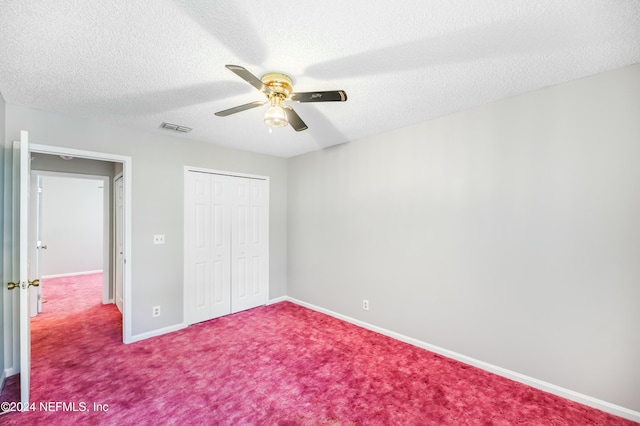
(28, 144, 133, 343)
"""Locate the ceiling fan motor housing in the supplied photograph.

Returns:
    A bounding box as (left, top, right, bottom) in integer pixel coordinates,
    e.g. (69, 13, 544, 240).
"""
(262, 72, 293, 103)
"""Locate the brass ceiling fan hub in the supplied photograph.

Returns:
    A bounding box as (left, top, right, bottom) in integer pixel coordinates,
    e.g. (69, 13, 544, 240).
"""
(261, 72, 293, 98)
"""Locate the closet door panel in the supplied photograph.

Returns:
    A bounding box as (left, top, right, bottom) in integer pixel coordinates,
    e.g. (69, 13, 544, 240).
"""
(231, 179, 268, 313)
(186, 172, 214, 324)
(186, 170, 268, 324)
(210, 176, 232, 318)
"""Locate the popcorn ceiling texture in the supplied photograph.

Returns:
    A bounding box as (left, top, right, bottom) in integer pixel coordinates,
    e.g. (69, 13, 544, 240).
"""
(0, 0, 639, 157)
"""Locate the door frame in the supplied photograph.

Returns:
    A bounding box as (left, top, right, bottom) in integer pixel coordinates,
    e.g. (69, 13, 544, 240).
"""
(29, 144, 133, 343)
(183, 166, 270, 326)
(113, 172, 124, 313)
(28, 173, 43, 317)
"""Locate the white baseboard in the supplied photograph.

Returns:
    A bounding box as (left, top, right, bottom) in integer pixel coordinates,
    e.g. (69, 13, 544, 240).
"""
(268, 296, 288, 305)
(3, 366, 18, 378)
(42, 270, 103, 279)
(127, 323, 187, 344)
(284, 297, 640, 424)
(130, 297, 286, 344)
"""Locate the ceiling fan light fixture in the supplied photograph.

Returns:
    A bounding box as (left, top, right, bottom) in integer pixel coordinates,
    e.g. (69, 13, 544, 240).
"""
(264, 105, 288, 128)
(264, 97, 288, 128)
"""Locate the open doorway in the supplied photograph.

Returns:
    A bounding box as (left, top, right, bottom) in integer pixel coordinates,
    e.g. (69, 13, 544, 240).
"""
(30, 153, 119, 310)
(29, 171, 112, 318)
(27, 144, 132, 343)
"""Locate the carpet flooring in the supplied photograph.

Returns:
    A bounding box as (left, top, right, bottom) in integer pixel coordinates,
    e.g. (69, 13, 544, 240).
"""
(0, 273, 636, 425)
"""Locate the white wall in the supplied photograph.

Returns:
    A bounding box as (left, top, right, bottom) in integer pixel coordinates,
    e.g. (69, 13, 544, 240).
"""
(4, 107, 288, 337)
(288, 64, 640, 413)
(40, 176, 104, 276)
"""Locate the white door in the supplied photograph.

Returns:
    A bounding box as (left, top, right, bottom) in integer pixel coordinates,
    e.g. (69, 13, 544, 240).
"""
(17, 132, 32, 406)
(114, 175, 124, 313)
(185, 170, 268, 325)
(186, 172, 213, 324)
(231, 178, 268, 312)
(185, 172, 232, 324)
(210, 175, 232, 318)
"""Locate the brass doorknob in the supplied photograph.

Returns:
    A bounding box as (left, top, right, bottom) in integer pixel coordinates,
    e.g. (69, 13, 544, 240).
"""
(7, 282, 19, 290)
(29, 279, 40, 287)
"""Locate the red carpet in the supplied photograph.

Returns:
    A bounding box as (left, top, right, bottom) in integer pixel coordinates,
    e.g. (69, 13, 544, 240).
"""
(0, 273, 636, 425)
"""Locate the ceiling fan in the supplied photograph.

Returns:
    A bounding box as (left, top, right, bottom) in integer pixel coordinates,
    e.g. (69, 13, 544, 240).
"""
(215, 65, 347, 132)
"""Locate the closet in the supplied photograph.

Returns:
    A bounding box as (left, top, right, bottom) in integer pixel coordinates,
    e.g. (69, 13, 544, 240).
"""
(184, 169, 269, 325)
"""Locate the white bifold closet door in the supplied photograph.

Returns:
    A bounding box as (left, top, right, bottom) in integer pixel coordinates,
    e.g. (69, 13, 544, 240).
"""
(185, 170, 268, 325)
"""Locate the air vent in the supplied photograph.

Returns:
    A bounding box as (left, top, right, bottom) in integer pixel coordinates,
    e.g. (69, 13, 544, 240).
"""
(160, 122, 192, 133)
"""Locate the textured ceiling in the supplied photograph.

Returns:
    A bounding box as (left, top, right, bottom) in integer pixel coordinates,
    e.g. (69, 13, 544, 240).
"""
(1, 1, 639, 158)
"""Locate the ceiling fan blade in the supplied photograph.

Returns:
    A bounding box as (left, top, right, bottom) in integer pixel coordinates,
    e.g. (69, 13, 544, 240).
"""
(215, 100, 267, 117)
(284, 106, 308, 132)
(290, 90, 347, 103)
(225, 64, 271, 94)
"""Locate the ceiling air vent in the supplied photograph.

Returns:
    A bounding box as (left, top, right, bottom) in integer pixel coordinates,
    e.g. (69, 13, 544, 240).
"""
(160, 122, 192, 133)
